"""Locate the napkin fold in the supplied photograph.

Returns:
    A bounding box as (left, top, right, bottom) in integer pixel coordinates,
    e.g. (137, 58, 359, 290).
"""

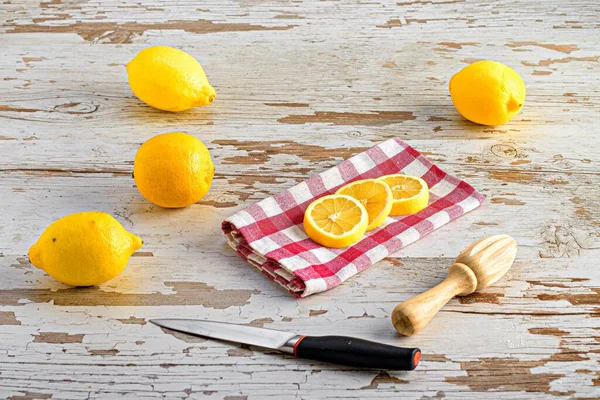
(222, 138, 485, 297)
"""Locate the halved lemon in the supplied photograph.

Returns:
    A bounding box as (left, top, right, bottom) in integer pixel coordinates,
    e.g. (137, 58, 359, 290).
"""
(303, 194, 368, 248)
(335, 179, 393, 231)
(377, 174, 429, 216)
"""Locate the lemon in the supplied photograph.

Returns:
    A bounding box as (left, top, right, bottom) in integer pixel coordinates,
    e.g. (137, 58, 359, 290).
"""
(377, 175, 429, 216)
(449, 60, 526, 126)
(28, 212, 143, 286)
(126, 46, 216, 112)
(335, 179, 393, 231)
(303, 194, 368, 248)
(133, 132, 215, 208)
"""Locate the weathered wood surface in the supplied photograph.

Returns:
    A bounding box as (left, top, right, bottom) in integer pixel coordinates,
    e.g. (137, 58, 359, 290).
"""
(1, 0, 599, 398)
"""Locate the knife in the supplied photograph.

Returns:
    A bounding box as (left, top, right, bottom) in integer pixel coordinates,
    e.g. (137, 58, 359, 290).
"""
(150, 318, 420, 370)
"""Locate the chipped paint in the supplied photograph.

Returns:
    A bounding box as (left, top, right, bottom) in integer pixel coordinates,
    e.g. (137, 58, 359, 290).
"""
(22, 57, 46, 63)
(529, 328, 569, 336)
(117, 317, 146, 325)
(199, 199, 239, 208)
(347, 312, 376, 319)
(360, 371, 406, 389)
(227, 347, 253, 357)
(385, 257, 404, 267)
(437, 42, 478, 49)
(428, 116, 450, 122)
(376, 18, 402, 28)
(0, 311, 21, 325)
(3, 167, 131, 177)
(488, 170, 535, 184)
(527, 278, 589, 288)
(446, 358, 564, 393)
(0, 105, 41, 113)
(548, 179, 568, 185)
(33, 332, 84, 344)
(0, 282, 259, 309)
(0, 102, 95, 115)
(32, 14, 71, 23)
(510, 160, 531, 165)
(87, 348, 119, 356)
(547, 344, 589, 362)
(160, 327, 206, 343)
(538, 288, 600, 305)
(309, 309, 328, 316)
(277, 111, 416, 126)
(132, 251, 153, 257)
(248, 317, 274, 327)
(422, 354, 450, 362)
(458, 292, 504, 304)
(491, 197, 526, 206)
(522, 56, 600, 67)
(214, 140, 369, 165)
(507, 42, 579, 54)
(461, 57, 483, 64)
(8, 20, 297, 44)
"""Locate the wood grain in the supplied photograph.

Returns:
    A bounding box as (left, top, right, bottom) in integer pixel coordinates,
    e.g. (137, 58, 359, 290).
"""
(1, 0, 599, 399)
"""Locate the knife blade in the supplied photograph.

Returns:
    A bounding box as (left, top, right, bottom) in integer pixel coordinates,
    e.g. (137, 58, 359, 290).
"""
(150, 318, 420, 370)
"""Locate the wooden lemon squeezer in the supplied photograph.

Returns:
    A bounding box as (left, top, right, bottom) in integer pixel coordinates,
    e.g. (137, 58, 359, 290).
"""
(391, 234, 517, 336)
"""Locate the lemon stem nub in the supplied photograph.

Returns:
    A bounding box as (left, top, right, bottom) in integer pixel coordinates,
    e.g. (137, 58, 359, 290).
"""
(507, 96, 522, 112)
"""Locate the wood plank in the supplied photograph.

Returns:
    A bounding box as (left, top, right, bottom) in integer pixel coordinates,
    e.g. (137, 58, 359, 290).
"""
(0, 0, 598, 398)
(0, 255, 598, 398)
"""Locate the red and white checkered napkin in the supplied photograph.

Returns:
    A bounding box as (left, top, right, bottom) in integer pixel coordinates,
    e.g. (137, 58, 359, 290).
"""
(222, 138, 485, 297)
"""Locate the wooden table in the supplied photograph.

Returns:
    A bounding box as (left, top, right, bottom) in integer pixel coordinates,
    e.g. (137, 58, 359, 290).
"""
(1, 1, 599, 398)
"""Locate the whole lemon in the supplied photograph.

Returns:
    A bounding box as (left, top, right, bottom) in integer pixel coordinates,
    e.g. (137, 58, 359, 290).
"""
(28, 212, 143, 286)
(126, 46, 216, 112)
(449, 60, 526, 126)
(133, 132, 215, 208)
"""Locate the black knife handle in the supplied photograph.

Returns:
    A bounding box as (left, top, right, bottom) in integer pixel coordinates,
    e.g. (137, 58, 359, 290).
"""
(293, 335, 420, 370)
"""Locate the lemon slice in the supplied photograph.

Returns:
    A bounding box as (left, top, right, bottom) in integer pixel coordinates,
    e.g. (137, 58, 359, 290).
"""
(303, 194, 368, 248)
(377, 174, 429, 216)
(335, 179, 393, 231)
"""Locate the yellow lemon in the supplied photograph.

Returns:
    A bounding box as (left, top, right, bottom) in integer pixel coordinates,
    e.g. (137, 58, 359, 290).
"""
(126, 46, 216, 112)
(303, 194, 368, 248)
(335, 179, 393, 231)
(449, 60, 526, 126)
(28, 212, 143, 287)
(133, 132, 215, 208)
(377, 175, 429, 216)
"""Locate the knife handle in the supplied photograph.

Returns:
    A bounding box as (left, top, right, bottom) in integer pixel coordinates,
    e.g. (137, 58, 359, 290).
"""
(291, 335, 420, 370)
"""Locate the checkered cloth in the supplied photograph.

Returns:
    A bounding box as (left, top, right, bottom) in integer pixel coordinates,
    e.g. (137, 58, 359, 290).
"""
(222, 138, 485, 297)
